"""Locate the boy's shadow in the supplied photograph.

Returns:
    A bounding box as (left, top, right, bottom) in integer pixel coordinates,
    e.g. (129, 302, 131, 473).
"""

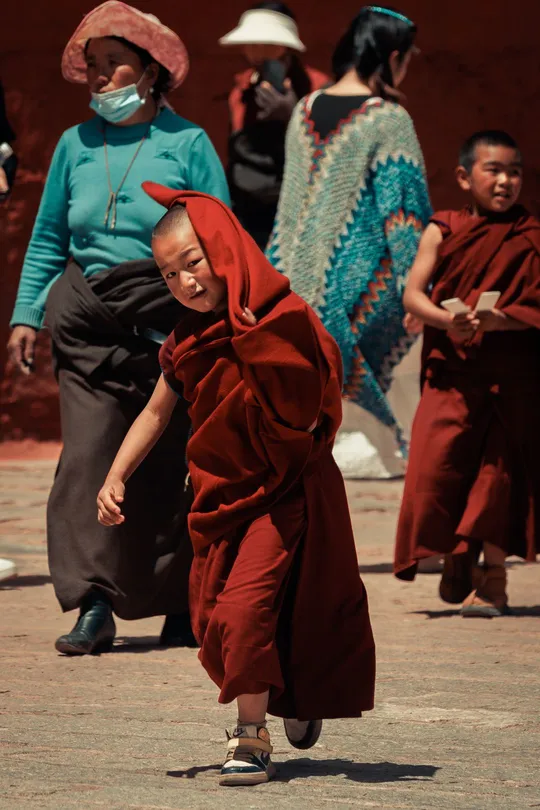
(110, 636, 200, 653)
(358, 563, 393, 574)
(410, 606, 540, 619)
(111, 636, 162, 653)
(0, 575, 52, 590)
(167, 760, 439, 783)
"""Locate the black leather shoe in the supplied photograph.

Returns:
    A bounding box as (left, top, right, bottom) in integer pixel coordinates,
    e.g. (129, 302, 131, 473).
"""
(55, 594, 116, 656)
(159, 613, 198, 648)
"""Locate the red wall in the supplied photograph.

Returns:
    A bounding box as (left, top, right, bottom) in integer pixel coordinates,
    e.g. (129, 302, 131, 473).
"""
(2, 0, 540, 439)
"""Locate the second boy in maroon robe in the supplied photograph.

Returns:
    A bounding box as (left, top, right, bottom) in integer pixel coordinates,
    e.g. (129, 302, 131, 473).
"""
(395, 131, 540, 617)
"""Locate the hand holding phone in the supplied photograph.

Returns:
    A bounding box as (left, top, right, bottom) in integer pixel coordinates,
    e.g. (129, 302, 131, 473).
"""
(440, 298, 479, 340)
(441, 298, 471, 315)
(260, 59, 287, 94)
(255, 62, 297, 122)
(475, 291, 501, 312)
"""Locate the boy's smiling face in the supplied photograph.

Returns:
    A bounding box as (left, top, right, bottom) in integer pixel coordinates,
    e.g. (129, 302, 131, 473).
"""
(153, 217, 227, 313)
(457, 144, 523, 214)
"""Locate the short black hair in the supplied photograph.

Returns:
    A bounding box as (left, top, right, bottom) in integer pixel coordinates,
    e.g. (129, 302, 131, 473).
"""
(152, 204, 190, 240)
(459, 130, 521, 173)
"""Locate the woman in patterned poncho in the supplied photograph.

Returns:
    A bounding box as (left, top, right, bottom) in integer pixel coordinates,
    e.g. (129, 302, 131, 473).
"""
(267, 5, 431, 478)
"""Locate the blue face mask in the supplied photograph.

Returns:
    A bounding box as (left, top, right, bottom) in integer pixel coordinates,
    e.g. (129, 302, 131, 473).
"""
(90, 74, 149, 124)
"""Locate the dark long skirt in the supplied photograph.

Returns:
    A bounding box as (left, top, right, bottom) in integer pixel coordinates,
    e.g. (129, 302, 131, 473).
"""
(45, 260, 192, 620)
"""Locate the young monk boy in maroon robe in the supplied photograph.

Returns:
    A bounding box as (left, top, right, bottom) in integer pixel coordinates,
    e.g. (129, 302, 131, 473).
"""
(395, 130, 540, 618)
(97, 185, 375, 786)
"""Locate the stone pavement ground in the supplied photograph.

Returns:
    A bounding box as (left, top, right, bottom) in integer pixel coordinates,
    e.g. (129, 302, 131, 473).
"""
(1, 460, 539, 810)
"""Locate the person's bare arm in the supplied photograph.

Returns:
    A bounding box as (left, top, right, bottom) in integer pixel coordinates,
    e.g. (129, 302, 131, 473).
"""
(403, 223, 478, 338)
(403, 224, 449, 328)
(97, 375, 178, 526)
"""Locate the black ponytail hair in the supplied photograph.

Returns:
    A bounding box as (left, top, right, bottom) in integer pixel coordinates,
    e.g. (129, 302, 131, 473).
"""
(332, 5, 417, 94)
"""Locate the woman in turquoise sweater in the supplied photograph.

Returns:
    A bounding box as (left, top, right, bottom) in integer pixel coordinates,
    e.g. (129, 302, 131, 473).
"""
(7, 1, 230, 655)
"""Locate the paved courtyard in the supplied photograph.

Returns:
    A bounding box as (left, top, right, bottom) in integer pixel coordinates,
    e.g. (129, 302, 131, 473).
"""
(1, 458, 539, 809)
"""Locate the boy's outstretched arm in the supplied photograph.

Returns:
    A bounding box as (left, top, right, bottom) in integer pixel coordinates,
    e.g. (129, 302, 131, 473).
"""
(403, 223, 479, 338)
(97, 375, 178, 526)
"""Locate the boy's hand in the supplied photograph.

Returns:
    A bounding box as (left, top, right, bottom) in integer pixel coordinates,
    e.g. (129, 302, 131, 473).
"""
(447, 311, 479, 341)
(97, 479, 126, 526)
(475, 308, 507, 332)
(240, 307, 257, 327)
(403, 313, 424, 334)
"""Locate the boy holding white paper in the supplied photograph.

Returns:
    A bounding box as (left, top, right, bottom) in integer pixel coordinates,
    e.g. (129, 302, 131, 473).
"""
(394, 130, 540, 616)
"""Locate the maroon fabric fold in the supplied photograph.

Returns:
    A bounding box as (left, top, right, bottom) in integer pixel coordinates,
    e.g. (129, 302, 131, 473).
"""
(395, 205, 540, 580)
(145, 185, 375, 717)
(423, 205, 540, 370)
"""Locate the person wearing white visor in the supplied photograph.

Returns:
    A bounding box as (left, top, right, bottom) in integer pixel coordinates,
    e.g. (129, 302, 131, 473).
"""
(220, 2, 328, 249)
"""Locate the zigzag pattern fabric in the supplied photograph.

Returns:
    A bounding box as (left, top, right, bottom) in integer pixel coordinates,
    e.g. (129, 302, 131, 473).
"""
(267, 94, 432, 449)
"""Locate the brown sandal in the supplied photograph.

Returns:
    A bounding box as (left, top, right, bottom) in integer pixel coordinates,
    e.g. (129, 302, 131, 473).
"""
(461, 565, 509, 618)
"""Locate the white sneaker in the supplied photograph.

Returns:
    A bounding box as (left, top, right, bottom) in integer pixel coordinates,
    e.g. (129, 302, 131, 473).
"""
(0, 559, 17, 583)
(220, 724, 276, 786)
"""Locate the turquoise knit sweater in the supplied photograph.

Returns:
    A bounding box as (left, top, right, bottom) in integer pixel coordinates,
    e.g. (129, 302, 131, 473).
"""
(267, 95, 432, 449)
(11, 108, 230, 329)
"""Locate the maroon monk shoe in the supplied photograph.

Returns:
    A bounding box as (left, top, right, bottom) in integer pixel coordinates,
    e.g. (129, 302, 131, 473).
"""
(283, 719, 323, 750)
(439, 548, 479, 604)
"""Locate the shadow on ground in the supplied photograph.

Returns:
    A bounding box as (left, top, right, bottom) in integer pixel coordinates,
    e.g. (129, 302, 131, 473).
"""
(111, 636, 200, 653)
(410, 607, 540, 619)
(0, 575, 51, 590)
(358, 562, 393, 574)
(167, 760, 439, 783)
(168, 763, 221, 779)
(112, 636, 163, 653)
(358, 558, 538, 576)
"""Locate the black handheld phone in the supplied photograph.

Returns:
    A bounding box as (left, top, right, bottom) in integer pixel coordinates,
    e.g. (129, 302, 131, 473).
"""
(260, 59, 287, 94)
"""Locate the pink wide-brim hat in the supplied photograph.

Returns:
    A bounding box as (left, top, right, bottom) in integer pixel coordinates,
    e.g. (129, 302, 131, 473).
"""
(61, 1, 189, 90)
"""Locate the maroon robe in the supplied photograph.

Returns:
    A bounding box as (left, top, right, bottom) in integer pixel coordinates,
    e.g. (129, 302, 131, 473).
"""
(143, 184, 376, 719)
(395, 206, 540, 580)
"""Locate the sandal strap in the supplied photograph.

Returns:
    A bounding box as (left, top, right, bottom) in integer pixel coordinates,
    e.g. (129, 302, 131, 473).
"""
(227, 736, 273, 755)
(225, 725, 273, 755)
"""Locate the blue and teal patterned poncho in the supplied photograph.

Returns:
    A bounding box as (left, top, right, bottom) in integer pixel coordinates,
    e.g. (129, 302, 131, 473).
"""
(267, 93, 431, 452)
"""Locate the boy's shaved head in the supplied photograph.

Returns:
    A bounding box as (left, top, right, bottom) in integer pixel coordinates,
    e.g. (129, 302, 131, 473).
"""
(152, 203, 191, 240)
(459, 130, 521, 173)
(152, 201, 227, 314)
